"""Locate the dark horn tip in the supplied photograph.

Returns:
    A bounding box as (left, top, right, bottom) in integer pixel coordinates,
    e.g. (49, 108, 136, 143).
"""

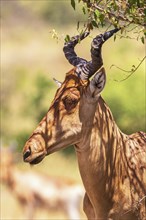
(103, 28, 121, 41)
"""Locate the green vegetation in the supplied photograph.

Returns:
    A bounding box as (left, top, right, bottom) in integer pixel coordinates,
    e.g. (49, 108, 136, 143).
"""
(70, 0, 145, 42)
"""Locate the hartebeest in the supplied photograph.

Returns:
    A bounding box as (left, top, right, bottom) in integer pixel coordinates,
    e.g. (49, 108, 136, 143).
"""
(1, 147, 84, 219)
(23, 29, 146, 220)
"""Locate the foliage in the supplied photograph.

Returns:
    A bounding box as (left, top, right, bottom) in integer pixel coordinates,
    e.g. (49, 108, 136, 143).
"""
(71, 0, 145, 43)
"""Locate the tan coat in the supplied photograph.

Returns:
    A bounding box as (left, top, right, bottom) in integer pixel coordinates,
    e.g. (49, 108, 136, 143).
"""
(23, 68, 146, 220)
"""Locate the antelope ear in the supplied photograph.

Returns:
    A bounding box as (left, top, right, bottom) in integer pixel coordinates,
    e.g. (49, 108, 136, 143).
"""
(53, 78, 62, 88)
(89, 67, 106, 98)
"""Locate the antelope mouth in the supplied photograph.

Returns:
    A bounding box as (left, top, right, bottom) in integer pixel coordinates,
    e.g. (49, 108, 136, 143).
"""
(29, 154, 45, 165)
(23, 151, 46, 165)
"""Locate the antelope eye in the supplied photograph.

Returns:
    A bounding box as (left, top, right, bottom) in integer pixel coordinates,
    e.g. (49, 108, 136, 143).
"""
(62, 96, 79, 112)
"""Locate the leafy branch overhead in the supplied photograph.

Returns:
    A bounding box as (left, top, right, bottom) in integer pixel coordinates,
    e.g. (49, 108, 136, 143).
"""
(71, 0, 145, 43)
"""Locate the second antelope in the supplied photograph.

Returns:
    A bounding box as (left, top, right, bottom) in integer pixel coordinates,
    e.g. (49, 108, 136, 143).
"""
(1, 147, 84, 220)
(23, 29, 146, 220)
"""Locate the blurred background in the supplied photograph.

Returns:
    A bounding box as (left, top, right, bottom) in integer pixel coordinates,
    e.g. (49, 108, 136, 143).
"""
(0, 0, 145, 219)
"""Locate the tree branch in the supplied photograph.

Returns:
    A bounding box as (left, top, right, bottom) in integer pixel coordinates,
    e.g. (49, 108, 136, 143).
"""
(82, 0, 145, 26)
(93, 4, 131, 23)
(110, 56, 146, 82)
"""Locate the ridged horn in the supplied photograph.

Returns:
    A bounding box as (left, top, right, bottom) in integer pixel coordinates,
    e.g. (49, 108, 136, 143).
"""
(78, 28, 120, 80)
(63, 32, 90, 66)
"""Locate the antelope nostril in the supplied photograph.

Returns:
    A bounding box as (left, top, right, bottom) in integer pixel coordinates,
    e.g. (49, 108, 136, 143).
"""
(23, 147, 31, 161)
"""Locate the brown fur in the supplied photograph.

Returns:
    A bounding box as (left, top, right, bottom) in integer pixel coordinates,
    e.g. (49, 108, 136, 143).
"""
(23, 69, 146, 220)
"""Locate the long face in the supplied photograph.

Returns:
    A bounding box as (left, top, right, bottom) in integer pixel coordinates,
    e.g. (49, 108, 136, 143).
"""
(23, 28, 119, 165)
(23, 67, 106, 165)
(23, 69, 86, 164)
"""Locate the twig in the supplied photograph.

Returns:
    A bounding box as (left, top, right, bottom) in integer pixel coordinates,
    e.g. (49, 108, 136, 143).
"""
(92, 4, 132, 23)
(138, 195, 146, 205)
(110, 56, 146, 82)
(122, 195, 146, 216)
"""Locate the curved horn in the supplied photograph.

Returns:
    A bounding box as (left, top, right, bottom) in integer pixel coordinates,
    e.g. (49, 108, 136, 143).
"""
(63, 32, 90, 66)
(78, 28, 120, 80)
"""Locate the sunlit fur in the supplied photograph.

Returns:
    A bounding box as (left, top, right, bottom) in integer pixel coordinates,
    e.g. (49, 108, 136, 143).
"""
(23, 68, 146, 220)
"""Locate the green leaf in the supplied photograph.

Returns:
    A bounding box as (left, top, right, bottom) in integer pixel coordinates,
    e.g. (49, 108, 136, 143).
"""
(99, 13, 105, 27)
(65, 35, 70, 43)
(77, 21, 80, 30)
(132, 65, 136, 69)
(94, 9, 100, 17)
(121, 27, 125, 34)
(71, 0, 76, 10)
(87, 22, 93, 31)
(114, 35, 116, 41)
(94, 9, 100, 20)
(82, 6, 86, 14)
(91, 20, 98, 27)
(141, 36, 145, 44)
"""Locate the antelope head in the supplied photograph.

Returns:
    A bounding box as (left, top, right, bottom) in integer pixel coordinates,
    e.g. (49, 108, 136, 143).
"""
(23, 28, 119, 165)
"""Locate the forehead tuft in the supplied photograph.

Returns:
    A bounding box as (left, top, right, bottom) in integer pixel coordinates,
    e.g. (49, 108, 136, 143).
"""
(50, 68, 89, 108)
(65, 69, 81, 88)
(64, 68, 89, 88)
